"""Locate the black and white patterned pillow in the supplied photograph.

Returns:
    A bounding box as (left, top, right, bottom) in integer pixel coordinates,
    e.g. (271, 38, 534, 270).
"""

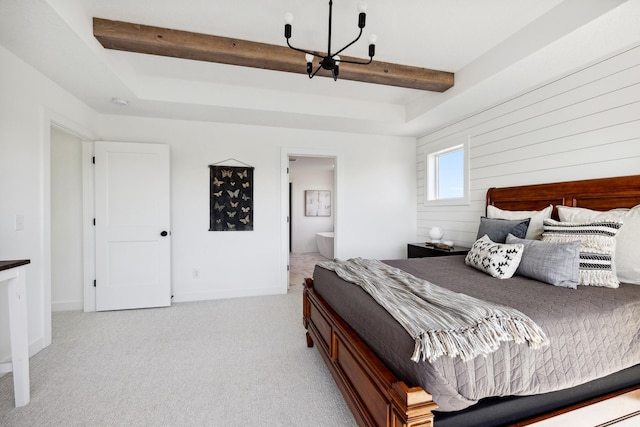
(558, 205, 640, 284)
(465, 234, 524, 279)
(542, 219, 623, 288)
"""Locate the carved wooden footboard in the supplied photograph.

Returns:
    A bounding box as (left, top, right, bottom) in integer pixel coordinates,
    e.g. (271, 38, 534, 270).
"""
(304, 276, 640, 427)
(303, 277, 437, 427)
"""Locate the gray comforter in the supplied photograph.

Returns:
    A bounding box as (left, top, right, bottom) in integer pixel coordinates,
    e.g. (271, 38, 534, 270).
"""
(312, 256, 640, 411)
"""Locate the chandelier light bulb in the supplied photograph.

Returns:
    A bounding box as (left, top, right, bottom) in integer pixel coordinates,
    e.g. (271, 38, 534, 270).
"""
(284, 12, 294, 25)
(358, 1, 368, 13)
(334, 55, 341, 65)
(305, 53, 314, 63)
(368, 34, 377, 44)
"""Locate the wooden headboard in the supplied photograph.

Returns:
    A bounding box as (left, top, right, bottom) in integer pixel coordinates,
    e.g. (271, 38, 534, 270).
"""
(486, 174, 640, 219)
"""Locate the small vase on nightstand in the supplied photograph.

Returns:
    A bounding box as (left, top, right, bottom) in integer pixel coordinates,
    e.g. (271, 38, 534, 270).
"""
(429, 227, 444, 243)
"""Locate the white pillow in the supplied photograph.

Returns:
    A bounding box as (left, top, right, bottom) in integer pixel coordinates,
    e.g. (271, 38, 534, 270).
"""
(465, 235, 524, 279)
(487, 205, 553, 240)
(558, 205, 640, 284)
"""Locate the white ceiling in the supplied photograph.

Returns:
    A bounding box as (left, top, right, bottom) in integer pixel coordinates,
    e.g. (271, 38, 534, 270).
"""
(0, 0, 637, 137)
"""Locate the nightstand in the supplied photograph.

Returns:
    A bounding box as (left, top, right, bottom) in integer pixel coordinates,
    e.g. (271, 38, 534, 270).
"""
(407, 243, 470, 258)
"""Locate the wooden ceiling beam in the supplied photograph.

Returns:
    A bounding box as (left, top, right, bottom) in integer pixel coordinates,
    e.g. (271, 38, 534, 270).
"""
(93, 18, 454, 92)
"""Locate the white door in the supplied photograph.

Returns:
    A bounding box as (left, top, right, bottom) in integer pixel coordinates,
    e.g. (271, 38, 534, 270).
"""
(94, 141, 171, 311)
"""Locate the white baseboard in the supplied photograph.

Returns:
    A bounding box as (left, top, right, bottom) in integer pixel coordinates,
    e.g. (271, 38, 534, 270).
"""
(0, 335, 46, 369)
(29, 336, 45, 357)
(172, 286, 286, 303)
(52, 300, 83, 312)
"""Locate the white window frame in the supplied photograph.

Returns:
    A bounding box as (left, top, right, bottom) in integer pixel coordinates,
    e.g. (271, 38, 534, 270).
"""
(424, 136, 470, 207)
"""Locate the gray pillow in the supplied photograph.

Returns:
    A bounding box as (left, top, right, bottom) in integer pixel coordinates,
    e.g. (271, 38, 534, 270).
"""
(506, 233, 580, 289)
(476, 217, 530, 243)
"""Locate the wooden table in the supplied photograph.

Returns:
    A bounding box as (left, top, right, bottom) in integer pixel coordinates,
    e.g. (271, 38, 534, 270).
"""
(0, 259, 31, 407)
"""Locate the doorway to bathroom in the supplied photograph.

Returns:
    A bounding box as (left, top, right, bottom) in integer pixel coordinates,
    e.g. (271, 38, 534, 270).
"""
(287, 155, 336, 291)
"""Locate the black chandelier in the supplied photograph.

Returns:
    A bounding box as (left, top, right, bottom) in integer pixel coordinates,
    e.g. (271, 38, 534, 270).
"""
(284, 1, 376, 81)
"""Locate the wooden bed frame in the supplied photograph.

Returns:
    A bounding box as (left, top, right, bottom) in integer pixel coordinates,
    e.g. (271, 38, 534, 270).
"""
(303, 174, 640, 427)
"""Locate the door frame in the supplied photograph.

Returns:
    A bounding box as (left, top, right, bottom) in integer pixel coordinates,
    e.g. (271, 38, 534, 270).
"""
(42, 108, 97, 350)
(280, 147, 341, 292)
(82, 141, 96, 312)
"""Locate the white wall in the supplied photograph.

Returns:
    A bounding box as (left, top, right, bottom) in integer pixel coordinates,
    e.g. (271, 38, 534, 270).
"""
(0, 40, 416, 363)
(289, 157, 335, 253)
(97, 116, 417, 302)
(417, 44, 640, 247)
(50, 126, 84, 311)
(0, 45, 98, 361)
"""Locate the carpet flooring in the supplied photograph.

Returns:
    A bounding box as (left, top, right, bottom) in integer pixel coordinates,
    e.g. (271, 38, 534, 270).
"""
(4, 252, 638, 426)
(0, 289, 356, 426)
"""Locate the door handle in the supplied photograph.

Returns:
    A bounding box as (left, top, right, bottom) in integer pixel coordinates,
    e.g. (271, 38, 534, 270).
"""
(160, 231, 169, 237)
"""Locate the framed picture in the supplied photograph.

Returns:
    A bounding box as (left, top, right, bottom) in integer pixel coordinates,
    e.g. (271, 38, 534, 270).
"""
(305, 190, 331, 217)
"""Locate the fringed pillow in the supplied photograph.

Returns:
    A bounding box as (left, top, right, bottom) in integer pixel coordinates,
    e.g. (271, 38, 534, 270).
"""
(558, 205, 640, 285)
(541, 219, 623, 288)
(465, 234, 524, 279)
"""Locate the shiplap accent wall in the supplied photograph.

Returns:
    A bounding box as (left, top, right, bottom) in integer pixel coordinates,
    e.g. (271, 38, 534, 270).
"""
(417, 44, 640, 247)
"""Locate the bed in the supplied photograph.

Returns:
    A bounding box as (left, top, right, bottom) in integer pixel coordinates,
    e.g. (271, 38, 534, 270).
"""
(302, 174, 640, 427)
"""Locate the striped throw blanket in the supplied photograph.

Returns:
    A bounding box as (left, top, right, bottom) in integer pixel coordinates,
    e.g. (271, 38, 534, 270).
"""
(318, 258, 549, 363)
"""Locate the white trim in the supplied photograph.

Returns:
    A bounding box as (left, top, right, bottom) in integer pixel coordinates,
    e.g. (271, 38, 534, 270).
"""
(28, 338, 44, 359)
(172, 286, 284, 303)
(82, 141, 96, 312)
(52, 301, 84, 312)
(40, 111, 51, 349)
(41, 108, 97, 351)
(289, 179, 297, 270)
(423, 135, 470, 207)
(280, 147, 341, 292)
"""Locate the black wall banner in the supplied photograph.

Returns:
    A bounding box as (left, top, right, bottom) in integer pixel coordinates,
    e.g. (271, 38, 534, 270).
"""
(209, 165, 254, 231)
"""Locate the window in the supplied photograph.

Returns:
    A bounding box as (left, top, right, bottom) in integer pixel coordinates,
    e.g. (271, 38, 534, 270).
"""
(424, 136, 469, 206)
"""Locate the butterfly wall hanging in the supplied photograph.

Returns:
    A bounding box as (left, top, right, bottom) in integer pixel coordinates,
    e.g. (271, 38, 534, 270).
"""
(209, 164, 254, 231)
